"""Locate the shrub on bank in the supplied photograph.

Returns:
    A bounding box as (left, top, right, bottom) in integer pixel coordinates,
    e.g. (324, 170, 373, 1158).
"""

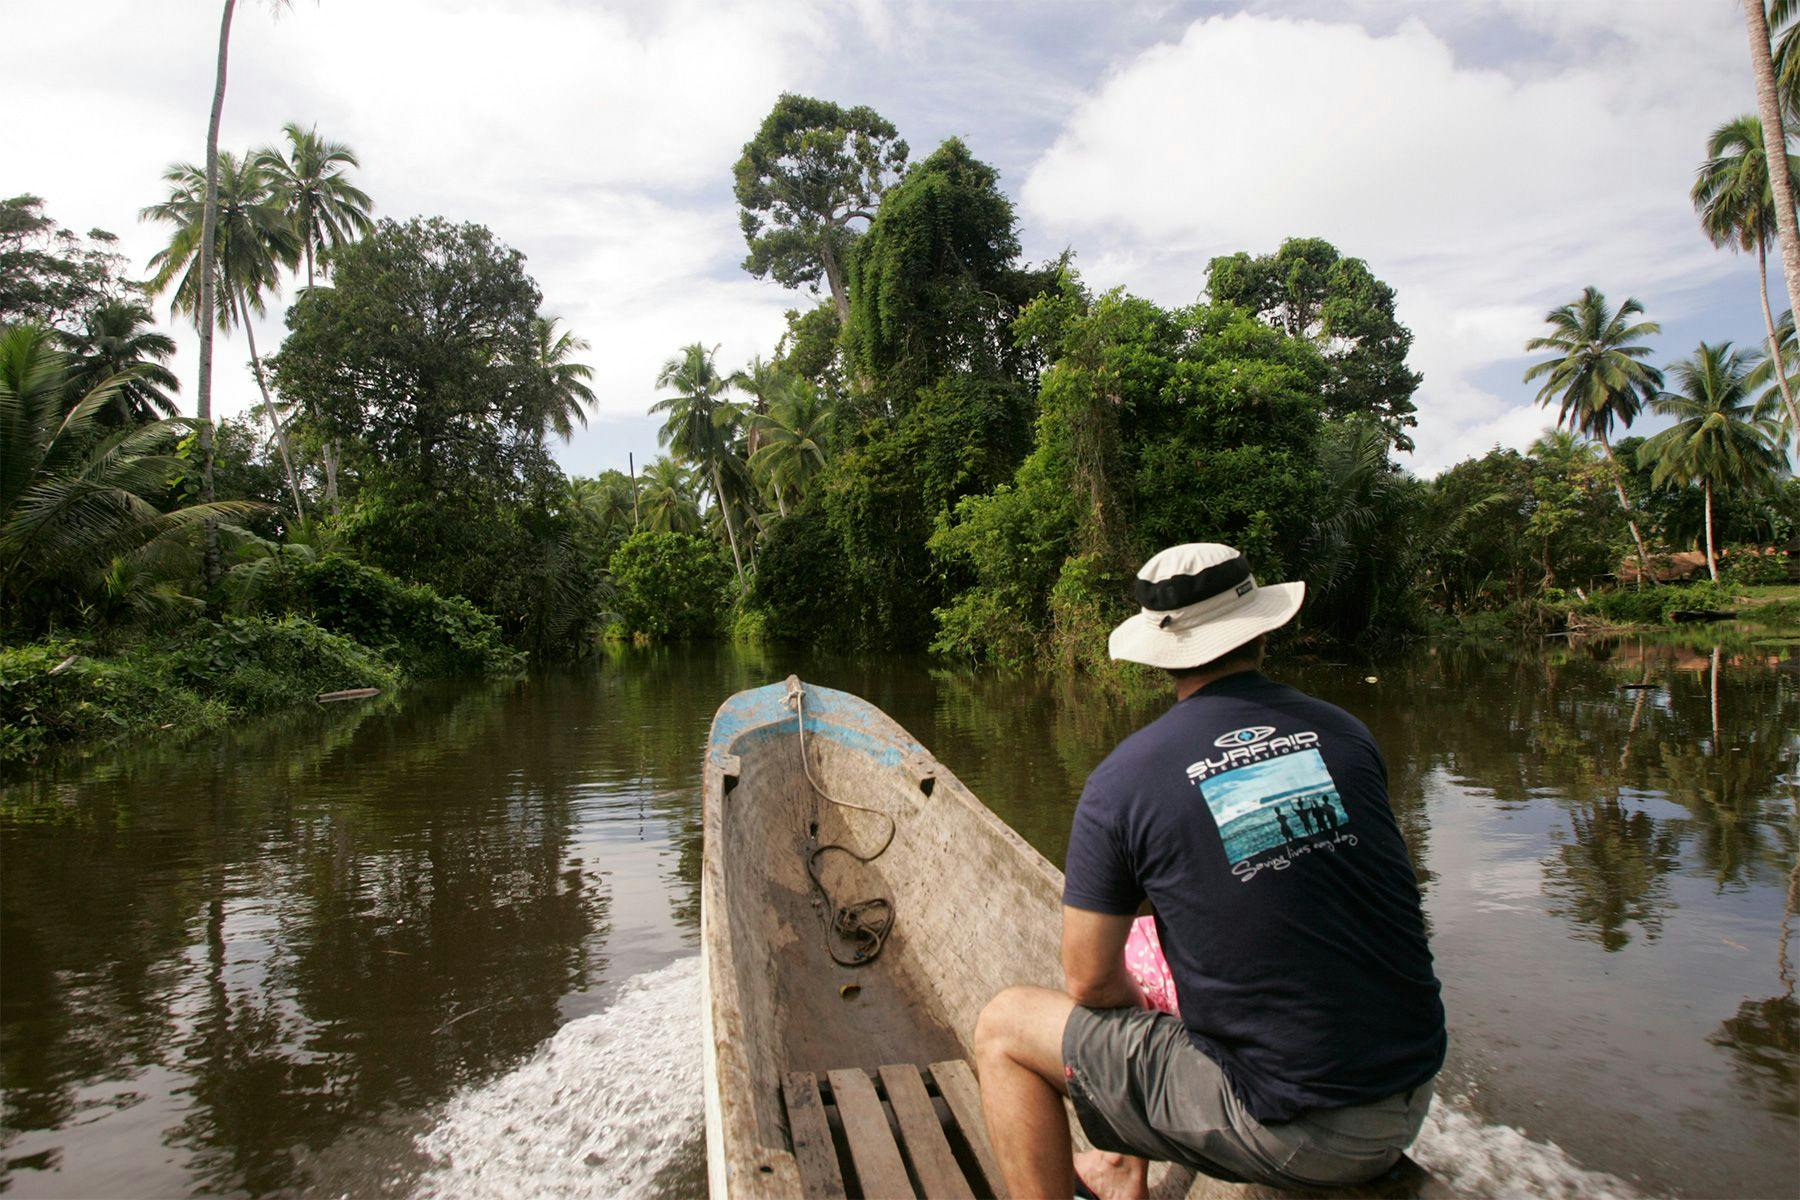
(241, 553, 521, 676)
(0, 640, 228, 769)
(607, 531, 729, 640)
(169, 616, 401, 713)
(0, 617, 403, 772)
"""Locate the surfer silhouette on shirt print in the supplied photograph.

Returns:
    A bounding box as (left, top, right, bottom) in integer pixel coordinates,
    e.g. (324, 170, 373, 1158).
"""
(1194, 747, 1350, 865)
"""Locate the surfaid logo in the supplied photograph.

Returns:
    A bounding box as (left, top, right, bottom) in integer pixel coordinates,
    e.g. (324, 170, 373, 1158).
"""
(1213, 725, 1276, 749)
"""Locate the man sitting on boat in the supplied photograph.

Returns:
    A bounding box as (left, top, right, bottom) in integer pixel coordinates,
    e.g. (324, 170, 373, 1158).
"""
(973, 542, 1445, 1200)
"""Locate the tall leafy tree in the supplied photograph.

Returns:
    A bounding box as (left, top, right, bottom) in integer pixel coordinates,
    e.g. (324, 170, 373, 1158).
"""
(256, 122, 372, 289)
(531, 316, 595, 443)
(62, 300, 180, 424)
(1206, 237, 1421, 450)
(1693, 114, 1800, 447)
(1522, 287, 1662, 581)
(0, 196, 132, 327)
(1638, 342, 1787, 580)
(0, 324, 252, 622)
(734, 94, 907, 322)
(651, 343, 748, 589)
(143, 152, 305, 519)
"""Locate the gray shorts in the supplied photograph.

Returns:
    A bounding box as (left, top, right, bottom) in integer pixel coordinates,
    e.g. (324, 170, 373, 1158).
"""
(1062, 1005, 1434, 1189)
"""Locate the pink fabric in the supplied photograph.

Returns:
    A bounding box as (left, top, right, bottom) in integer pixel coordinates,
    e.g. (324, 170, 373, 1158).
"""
(1124, 914, 1180, 1017)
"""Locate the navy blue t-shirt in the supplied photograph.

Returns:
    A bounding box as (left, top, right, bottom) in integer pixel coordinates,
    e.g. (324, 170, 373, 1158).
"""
(1062, 670, 1445, 1123)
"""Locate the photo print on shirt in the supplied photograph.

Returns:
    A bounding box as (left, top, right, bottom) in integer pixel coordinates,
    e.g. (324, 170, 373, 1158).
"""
(1194, 747, 1349, 865)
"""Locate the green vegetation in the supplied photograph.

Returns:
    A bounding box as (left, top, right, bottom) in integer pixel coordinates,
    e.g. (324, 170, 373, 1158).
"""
(0, 616, 398, 771)
(607, 531, 729, 641)
(8, 11, 1800, 768)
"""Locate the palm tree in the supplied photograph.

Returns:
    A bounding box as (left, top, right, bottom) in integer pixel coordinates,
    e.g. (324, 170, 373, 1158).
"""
(1523, 287, 1662, 582)
(567, 472, 636, 555)
(1746, 0, 1800, 330)
(0, 324, 256, 616)
(651, 343, 748, 589)
(255, 122, 372, 289)
(635, 456, 702, 534)
(532, 317, 596, 443)
(1694, 114, 1800, 449)
(729, 353, 784, 457)
(750, 379, 833, 516)
(1751, 308, 1800, 447)
(62, 300, 181, 424)
(1638, 342, 1787, 580)
(143, 152, 304, 520)
(189, 0, 292, 587)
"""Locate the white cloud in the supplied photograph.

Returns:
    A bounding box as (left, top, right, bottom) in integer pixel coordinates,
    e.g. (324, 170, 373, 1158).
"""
(1021, 7, 1752, 475)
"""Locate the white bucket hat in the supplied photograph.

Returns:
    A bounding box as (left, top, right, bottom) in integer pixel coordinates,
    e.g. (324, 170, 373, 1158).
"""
(1108, 543, 1306, 669)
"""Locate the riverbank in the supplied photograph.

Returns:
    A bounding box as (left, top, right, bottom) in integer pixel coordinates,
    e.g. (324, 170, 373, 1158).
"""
(1, 555, 526, 775)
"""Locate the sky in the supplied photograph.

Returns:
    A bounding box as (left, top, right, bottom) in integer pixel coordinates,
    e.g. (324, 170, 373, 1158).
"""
(6, 0, 1770, 479)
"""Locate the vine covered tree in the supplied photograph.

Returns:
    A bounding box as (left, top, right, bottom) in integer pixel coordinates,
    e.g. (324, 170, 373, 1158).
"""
(1522, 287, 1662, 582)
(1638, 342, 1786, 580)
(733, 94, 907, 322)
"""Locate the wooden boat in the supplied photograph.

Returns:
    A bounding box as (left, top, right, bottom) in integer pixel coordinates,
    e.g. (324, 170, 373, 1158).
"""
(701, 676, 1443, 1200)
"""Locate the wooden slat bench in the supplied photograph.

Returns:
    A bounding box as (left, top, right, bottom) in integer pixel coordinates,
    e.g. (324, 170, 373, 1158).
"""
(782, 1060, 1005, 1199)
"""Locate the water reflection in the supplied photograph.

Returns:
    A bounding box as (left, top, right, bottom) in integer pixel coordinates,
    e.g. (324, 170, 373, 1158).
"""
(0, 635, 1794, 1198)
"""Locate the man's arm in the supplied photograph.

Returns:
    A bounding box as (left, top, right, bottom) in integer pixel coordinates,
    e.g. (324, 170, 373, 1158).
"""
(1062, 906, 1143, 1010)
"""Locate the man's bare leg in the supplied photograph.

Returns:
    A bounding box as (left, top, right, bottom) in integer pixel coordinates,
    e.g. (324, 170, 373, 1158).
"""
(975, 986, 1079, 1199)
(1073, 1149, 1150, 1200)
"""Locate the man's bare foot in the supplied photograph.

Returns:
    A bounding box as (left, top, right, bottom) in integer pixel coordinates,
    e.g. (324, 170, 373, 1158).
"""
(1073, 1149, 1149, 1200)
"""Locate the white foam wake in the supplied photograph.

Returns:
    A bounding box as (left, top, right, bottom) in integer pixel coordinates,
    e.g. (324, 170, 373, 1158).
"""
(412, 956, 703, 1200)
(1412, 1096, 1639, 1199)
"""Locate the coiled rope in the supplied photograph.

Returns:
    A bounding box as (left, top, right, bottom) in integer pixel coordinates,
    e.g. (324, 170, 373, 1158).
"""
(792, 682, 895, 967)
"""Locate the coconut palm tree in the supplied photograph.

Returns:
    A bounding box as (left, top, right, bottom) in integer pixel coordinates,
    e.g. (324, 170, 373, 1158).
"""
(651, 343, 748, 589)
(62, 300, 181, 425)
(255, 122, 372, 289)
(1637, 342, 1787, 580)
(729, 353, 784, 457)
(0, 323, 256, 617)
(1750, 308, 1800, 448)
(189, 0, 293, 587)
(750, 379, 833, 516)
(1746, 0, 1800, 328)
(635, 456, 702, 534)
(1694, 114, 1800, 449)
(143, 152, 304, 520)
(532, 317, 596, 443)
(1523, 287, 1662, 581)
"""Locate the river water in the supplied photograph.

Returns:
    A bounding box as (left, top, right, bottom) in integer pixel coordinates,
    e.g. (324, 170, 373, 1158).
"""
(1, 638, 1795, 1199)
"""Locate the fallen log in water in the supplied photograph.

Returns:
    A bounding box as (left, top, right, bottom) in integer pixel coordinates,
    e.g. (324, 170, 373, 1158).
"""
(316, 687, 381, 703)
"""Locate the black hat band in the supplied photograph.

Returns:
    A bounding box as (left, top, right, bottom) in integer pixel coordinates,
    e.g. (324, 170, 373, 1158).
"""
(1134, 555, 1252, 611)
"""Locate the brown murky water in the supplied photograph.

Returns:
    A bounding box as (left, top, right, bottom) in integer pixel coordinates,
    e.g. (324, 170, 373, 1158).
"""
(1, 636, 1795, 1198)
